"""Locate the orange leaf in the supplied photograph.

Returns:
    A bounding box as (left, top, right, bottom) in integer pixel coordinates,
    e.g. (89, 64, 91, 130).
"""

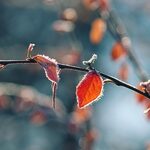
(76, 71, 104, 108)
(111, 42, 126, 61)
(90, 19, 106, 44)
(118, 63, 129, 81)
(33, 55, 60, 83)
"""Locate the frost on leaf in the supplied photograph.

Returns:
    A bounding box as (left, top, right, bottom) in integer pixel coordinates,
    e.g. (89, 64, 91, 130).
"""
(33, 55, 60, 109)
(76, 71, 104, 108)
(33, 55, 60, 83)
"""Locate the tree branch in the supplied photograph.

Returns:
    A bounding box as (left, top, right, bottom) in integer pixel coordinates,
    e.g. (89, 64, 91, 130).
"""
(0, 59, 149, 99)
(99, 9, 149, 81)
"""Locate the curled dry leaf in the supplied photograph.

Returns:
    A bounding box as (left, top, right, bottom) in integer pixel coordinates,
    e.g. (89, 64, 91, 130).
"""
(118, 62, 129, 81)
(33, 55, 60, 109)
(111, 42, 126, 61)
(90, 19, 106, 45)
(28, 43, 35, 53)
(76, 71, 104, 108)
(33, 55, 60, 83)
(27, 43, 35, 58)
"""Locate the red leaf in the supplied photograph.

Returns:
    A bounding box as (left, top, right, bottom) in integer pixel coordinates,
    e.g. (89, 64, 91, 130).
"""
(33, 55, 60, 83)
(33, 55, 60, 109)
(118, 63, 129, 81)
(76, 71, 104, 108)
(90, 19, 106, 45)
(111, 42, 126, 61)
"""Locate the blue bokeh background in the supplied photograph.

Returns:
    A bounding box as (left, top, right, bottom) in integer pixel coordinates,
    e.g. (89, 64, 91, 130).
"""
(0, 0, 150, 149)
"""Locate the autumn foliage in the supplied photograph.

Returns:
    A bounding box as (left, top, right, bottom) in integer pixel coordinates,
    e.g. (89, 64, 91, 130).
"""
(90, 19, 106, 44)
(76, 71, 104, 108)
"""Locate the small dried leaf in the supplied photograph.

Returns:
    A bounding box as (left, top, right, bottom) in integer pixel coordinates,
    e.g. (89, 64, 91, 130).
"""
(76, 71, 104, 108)
(33, 55, 60, 83)
(90, 19, 106, 44)
(33, 55, 60, 109)
(28, 43, 35, 52)
(111, 42, 126, 61)
(118, 63, 129, 81)
(27, 43, 35, 58)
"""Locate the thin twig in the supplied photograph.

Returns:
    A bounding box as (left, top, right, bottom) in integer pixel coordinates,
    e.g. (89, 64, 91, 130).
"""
(0, 59, 150, 99)
(99, 9, 149, 81)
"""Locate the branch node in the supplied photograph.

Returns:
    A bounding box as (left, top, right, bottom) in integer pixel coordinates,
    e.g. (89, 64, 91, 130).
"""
(82, 54, 97, 70)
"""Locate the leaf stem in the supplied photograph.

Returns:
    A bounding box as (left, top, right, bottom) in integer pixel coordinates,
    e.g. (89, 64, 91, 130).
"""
(0, 59, 149, 99)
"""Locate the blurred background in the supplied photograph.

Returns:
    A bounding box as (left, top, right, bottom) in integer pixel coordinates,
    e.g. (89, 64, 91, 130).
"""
(0, 0, 150, 149)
